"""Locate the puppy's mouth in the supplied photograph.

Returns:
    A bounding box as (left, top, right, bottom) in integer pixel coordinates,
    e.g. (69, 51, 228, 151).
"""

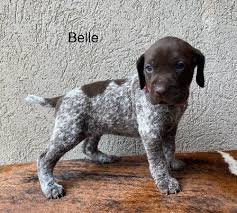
(156, 99, 187, 107)
(148, 87, 188, 107)
(158, 100, 168, 105)
(152, 91, 188, 107)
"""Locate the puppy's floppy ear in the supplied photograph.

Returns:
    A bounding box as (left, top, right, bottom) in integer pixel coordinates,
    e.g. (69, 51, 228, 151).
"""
(193, 48, 205, 88)
(136, 54, 145, 89)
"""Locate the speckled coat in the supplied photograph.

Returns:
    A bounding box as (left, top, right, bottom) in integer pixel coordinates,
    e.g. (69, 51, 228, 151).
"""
(26, 74, 187, 198)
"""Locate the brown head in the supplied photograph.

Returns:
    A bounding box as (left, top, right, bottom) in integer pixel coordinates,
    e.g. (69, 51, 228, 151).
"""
(136, 36, 205, 105)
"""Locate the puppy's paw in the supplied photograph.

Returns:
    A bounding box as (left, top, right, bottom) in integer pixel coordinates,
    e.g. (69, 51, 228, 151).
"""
(170, 159, 186, 171)
(167, 177, 181, 194)
(156, 177, 181, 195)
(42, 182, 65, 199)
(93, 152, 121, 164)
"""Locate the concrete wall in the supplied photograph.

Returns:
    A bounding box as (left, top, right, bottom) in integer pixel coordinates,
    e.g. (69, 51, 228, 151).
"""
(1, 0, 237, 165)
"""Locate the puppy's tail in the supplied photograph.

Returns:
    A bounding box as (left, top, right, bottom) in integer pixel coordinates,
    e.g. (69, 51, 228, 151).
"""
(25, 95, 61, 108)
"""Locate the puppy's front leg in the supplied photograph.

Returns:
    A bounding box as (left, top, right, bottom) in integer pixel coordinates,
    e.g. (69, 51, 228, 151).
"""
(140, 133, 181, 194)
(162, 126, 186, 171)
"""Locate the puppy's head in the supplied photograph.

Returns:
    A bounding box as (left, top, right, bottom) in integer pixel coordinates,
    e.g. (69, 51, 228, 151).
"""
(137, 36, 205, 105)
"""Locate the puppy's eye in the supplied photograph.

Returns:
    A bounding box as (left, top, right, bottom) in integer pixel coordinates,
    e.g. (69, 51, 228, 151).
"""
(175, 62, 185, 72)
(145, 64, 153, 73)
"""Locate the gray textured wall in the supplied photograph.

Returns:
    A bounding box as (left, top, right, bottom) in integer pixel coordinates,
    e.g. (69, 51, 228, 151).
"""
(1, 0, 237, 165)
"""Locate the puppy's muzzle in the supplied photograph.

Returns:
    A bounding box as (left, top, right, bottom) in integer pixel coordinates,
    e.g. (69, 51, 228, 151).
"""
(152, 84, 188, 106)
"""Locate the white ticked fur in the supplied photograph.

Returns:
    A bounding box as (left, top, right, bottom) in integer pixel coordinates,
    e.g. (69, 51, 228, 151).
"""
(218, 151, 237, 176)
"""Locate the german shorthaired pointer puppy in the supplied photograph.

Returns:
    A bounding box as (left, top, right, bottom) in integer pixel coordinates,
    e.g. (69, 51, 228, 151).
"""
(26, 36, 205, 199)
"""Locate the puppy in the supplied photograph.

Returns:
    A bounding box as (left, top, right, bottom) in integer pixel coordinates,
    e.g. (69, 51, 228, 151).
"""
(26, 36, 205, 199)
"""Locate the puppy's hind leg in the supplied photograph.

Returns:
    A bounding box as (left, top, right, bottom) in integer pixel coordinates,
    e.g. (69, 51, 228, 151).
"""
(82, 135, 121, 164)
(37, 119, 86, 199)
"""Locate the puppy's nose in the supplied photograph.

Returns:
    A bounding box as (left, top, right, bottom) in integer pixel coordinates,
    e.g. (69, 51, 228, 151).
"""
(155, 85, 166, 97)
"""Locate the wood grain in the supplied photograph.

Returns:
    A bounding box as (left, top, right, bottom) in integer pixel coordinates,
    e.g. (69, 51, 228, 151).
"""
(0, 151, 237, 213)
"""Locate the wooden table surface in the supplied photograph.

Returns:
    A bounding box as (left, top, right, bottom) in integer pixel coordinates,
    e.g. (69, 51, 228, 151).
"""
(0, 151, 237, 213)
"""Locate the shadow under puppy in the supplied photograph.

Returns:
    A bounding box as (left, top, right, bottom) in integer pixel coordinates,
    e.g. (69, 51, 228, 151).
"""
(26, 36, 205, 199)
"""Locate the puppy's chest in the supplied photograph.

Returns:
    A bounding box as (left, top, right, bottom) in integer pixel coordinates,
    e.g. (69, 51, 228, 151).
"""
(135, 91, 185, 136)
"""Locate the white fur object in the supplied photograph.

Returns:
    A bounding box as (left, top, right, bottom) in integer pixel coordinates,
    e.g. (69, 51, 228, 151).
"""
(218, 151, 237, 176)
